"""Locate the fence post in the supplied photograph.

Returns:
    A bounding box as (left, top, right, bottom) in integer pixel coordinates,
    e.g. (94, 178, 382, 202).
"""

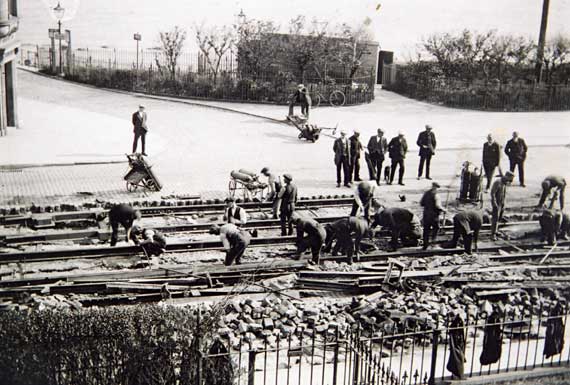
(195, 308, 202, 385)
(248, 350, 257, 385)
(332, 326, 340, 385)
(428, 328, 441, 385)
(352, 327, 360, 385)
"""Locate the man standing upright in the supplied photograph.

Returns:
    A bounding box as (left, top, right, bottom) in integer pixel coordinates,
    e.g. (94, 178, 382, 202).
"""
(261, 167, 281, 219)
(367, 128, 388, 185)
(490, 171, 514, 240)
(504, 131, 528, 187)
(132, 105, 148, 155)
(333, 130, 351, 187)
(278, 174, 297, 236)
(416, 124, 437, 180)
(388, 131, 408, 185)
(349, 130, 364, 183)
(482, 134, 501, 192)
(288, 84, 311, 118)
(420, 182, 446, 249)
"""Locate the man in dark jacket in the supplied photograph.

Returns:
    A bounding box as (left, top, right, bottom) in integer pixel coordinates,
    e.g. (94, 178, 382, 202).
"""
(108, 203, 142, 246)
(349, 130, 364, 183)
(482, 134, 501, 191)
(448, 210, 483, 254)
(278, 174, 297, 236)
(333, 130, 351, 187)
(366, 128, 388, 185)
(324, 216, 369, 264)
(416, 124, 437, 180)
(288, 84, 311, 118)
(490, 171, 514, 240)
(538, 175, 566, 210)
(132, 105, 148, 155)
(504, 131, 528, 187)
(420, 182, 446, 249)
(388, 131, 408, 185)
(291, 213, 327, 264)
(371, 207, 422, 249)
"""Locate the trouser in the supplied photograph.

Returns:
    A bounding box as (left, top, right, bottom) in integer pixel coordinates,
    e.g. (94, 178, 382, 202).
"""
(272, 198, 280, 218)
(133, 131, 146, 153)
(288, 102, 309, 117)
(141, 241, 165, 257)
(390, 159, 405, 184)
(509, 159, 525, 185)
(418, 155, 432, 178)
(370, 153, 385, 184)
(483, 162, 498, 190)
(110, 220, 129, 246)
(280, 210, 294, 236)
(350, 201, 370, 222)
(491, 205, 504, 236)
(422, 215, 440, 248)
(226, 233, 251, 266)
(336, 157, 350, 185)
(450, 223, 477, 254)
(350, 155, 361, 182)
(298, 232, 326, 263)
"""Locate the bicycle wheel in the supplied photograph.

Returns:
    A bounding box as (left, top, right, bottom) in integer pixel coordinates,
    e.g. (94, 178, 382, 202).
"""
(329, 90, 346, 107)
(312, 93, 321, 109)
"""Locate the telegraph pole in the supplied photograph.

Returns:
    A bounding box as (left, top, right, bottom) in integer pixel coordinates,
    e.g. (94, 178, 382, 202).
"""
(535, 0, 550, 83)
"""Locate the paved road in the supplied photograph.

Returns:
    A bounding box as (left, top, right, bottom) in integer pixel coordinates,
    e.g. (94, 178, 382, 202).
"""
(1, 69, 568, 207)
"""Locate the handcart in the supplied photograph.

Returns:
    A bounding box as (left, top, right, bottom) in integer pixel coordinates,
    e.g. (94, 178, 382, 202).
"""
(124, 154, 162, 192)
(286, 115, 337, 142)
(228, 169, 268, 201)
(457, 161, 483, 204)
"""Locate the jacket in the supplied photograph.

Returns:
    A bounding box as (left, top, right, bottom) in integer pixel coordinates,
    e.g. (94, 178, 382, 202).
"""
(367, 135, 388, 156)
(132, 111, 148, 133)
(372, 207, 416, 231)
(388, 136, 408, 160)
(483, 141, 501, 166)
(504, 138, 527, 161)
(420, 189, 444, 220)
(333, 137, 351, 165)
(490, 179, 507, 208)
(349, 135, 363, 159)
(453, 210, 483, 235)
(416, 131, 436, 157)
(279, 183, 298, 213)
(296, 217, 327, 244)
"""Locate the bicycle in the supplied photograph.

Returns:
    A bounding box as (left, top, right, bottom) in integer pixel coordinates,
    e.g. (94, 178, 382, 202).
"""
(310, 89, 346, 108)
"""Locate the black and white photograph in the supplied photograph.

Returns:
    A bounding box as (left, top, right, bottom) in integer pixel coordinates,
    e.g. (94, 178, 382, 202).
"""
(1, 1, 570, 384)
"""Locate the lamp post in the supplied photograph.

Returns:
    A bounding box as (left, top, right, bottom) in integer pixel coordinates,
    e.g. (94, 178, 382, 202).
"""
(53, 2, 65, 76)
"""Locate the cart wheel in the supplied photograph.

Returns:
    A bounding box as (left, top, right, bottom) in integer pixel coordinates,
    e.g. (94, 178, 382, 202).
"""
(228, 179, 237, 197)
(329, 90, 346, 107)
(126, 181, 137, 192)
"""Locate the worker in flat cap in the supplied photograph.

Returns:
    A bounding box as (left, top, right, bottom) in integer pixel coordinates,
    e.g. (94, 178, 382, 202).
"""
(261, 167, 282, 219)
(333, 130, 351, 187)
(291, 212, 327, 264)
(420, 181, 447, 249)
(223, 196, 248, 226)
(417, 124, 437, 180)
(288, 83, 311, 118)
(209, 223, 251, 266)
(366, 128, 388, 185)
(490, 171, 514, 240)
(447, 210, 483, 254)
(349, 129, 364, 183)
(132, 104, 148, 155)
(278, 173, 298, 236)
(132, 227, 167, 257)
(388, 130, 408, 185)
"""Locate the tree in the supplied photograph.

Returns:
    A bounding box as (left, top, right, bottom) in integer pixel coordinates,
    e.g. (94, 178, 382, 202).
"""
(195, 24, 235, 84)
(542, 35, 570, 84)
(329, 18, 375, 80)
(234, 16, 281, 81)
(156, 26, 187, 80)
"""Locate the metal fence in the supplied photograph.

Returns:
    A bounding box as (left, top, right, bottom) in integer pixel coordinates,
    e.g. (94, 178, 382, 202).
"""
(382, 64, 570, 112)
(197, 305, 570, 385)
(18, 45, 375, 106)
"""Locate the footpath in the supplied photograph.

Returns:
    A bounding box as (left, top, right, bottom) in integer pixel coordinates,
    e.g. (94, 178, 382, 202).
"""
(0, 68, 568, 208)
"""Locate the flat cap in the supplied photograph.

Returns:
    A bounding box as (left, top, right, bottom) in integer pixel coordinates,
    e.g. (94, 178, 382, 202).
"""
(260, 167, 269, 174)
(432, 182, 441, 188)
(283, 173, 293, 181)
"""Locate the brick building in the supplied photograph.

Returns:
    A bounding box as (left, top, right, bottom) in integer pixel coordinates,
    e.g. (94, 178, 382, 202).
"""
(0, 0, 18, 136)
